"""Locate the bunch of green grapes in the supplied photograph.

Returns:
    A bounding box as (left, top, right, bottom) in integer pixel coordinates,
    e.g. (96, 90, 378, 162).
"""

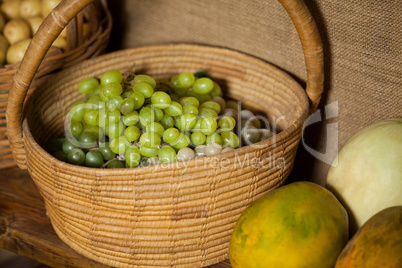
(45, 69, 274, 168)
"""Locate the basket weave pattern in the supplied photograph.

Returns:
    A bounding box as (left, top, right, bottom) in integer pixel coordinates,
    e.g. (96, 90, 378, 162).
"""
(0, 0, 112, 169)
(7, 0, 323, 267)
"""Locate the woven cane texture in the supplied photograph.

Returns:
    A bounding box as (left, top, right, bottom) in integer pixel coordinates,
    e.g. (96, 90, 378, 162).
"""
(0, 0, 112, 169)
(23, 45, 309, 267)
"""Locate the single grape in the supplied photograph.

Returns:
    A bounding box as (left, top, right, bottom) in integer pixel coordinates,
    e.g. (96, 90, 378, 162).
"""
(163, 127, 180, 144)
(146, 122, 165, 136)
(139, 106, 155, 126)
(133, 74, 156, 89)
(199, 107, 218, 118)
(146, 105, 164, 122)
(67, 148, 86, 165)
(182, 104, 199, 116)
(120, 98, 135, 115)
(123, 110, 139, 126)
(107, 160, 124, 168)
(107, 107, 121, 124)
(193, 77, 214, 94)
(177, 113, 197, 131)
(139, 145, 159, 157)
(124, 126, 141, 142)
(172, 133, 190, 149)
(129, 91, 145, 109)
(78, 77, 99, 95)
(199, 101, 221, 114)
(241, 125, 261, 145)
(186, 89, 212, 103)
(200, 116, 218, 135)
(101, 70, 123, 86)
(84, 109, 99, 126)
(62, 139, 77, 154)
(160, 114, 174, 129)
(87, 94, 105, 109)
(205, 142, 222, 156)
(164, 101, 183, 117)
(242, 117, 262, 129)
(190, 132, 206, 146)
(151, 91, 171, 109)
(192, 119, 203, 132)
(125, 146, 141, 167)
(106, 121, 125, 140)
(212, 96, 226, 111)
(107, 95, 123, 110)
(69, 121, 84, 136)
(206, 133, 223, 145)
(97, 108, 109, 128)
(78, 131, 98, 149)
(209, 82, 223, 98)
(121, 90, 133, 99)
(158, 146, 177, 163)
(194, 145, 207, 156)
(99, 90, 109, 102)
(98, 142, 116, 161)
(177, 147, 195, 161)
(180, 97, 200, 108)
(109, 136, 130, 154)
(139, 132, 161, 148)
(103, 82, 123, 98)
(178, 72, 195, 88)
(221, 131, 240, 148)
(85, 151, 104, 168)
(218, 116, 236, 131)
(69, 101, 86, 122)
(133, 81, 154, 98)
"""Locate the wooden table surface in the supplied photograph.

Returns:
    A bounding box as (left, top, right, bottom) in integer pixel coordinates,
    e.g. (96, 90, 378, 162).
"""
(0, 167, 231, 268)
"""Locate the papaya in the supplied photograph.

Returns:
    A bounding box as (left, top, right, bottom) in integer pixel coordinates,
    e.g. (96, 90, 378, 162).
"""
(229, 181, 349, 268)
(335, 206, 402, 268)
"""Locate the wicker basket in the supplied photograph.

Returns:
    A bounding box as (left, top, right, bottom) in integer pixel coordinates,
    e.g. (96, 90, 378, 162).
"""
(0, 0, 112, 169)
(7, 0, 323, 267)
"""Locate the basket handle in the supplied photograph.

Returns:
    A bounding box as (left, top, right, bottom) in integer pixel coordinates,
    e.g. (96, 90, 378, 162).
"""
(6, 0, 95, 169)
(6, 0, 323, 169)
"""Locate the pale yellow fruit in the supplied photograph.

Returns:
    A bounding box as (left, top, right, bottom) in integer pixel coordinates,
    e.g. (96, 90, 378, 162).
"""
(20, 0, 42, 18)
(0, 33, 10, 65)
(3, 18, 32, 45)
(41, 0, 62, 18)
(26, 15, 44, 35)
(6, 38, 31, 64)
(0, 0, 21, 20)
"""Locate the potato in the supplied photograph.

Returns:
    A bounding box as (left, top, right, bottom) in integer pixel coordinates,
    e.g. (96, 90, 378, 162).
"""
(52, 35, 67, 49)
(0, 12, 5, 32)
(26, 15, 43, 35)
(6, 38, 31, 64)
(41, 0, 62, 18)
(1, 0, 21, 20)
(20, 0, 42, 18)
(0, 33, 10, 65)
(3, 18, 32, 45)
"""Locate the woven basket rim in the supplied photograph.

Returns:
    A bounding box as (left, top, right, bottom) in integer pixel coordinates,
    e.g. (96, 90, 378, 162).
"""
(22, 43, 310, 176)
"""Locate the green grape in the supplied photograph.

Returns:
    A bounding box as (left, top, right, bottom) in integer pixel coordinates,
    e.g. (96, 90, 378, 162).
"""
(79, 131, 98, 149)
(120, 98, 135, 115)
(190, 132, 206, 146)
(125, 146, 141, 167)
(218, 116, 236, 131)
(129, 91, 145, 109)
(106, 121, 125, 140)
(69, 121, 83, 136)
(62, 139, 78, 154)
(199, 107, 218, 118)
(83, 125, 104, 141)
(164, 101, 182, 117)
(182, 104, 199, 116)
(158, 146, 177, 163)
(221, 131, 240, 148)
(107, 160, 124, 168)
(133, 74, 156, 89)
(139, 145, 159, 157)
(172, 133, 190, 149)
(139, 106, 155, 126)
(180, 96, 200, 108)
(211, 96, 226, 111)
(78, 77, 99, 95)
(193, 77, 214, 94)
(69, 101, 86, 122)
(178, 72, 195, 88)
(53, 151, 68, 162)
(123, 110, 139, 126)
(124, 126, 141, 142)
(200, 116, 218, 135)
(87, 94, 104, 109)
(85, 151, 104, 168)
(163, 127, 180, 144)
(107, 95, 123, 109)
(98, 142, 116, 161)
(84, 109, 99, 126)
(139, 132, 161, 148)
(133, 81, 154, 98)
(192, 118, 203, 132)
(160, 114, 174, 129)
(109, 136, 130, 154)
(170, 75, 181, 89)
(43, 137, 67, 154)
(102, 82, 123, 98)
(146, 122, 165, 136)
(151, 91, 171, 109)
(107, 107, 121, 124)
(208, 82, 223, 97)
(67, 148, 86, 165)
(185, 89, 212, 103)
(174, 117, 180, 129)
(101, 70, 123, 86)
(177, 113, 197, 131)
(206, 133, 223, 145)
(97, 108, 108, 128)
(146, 105, 164, 122)
(99, 89, 109, 102)
(199, 101, 221, 114)
(121, 90, 133, 99)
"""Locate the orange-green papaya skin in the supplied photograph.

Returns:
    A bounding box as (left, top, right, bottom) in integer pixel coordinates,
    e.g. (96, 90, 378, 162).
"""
(335, 206, 402, 268)
(229, 181, 349, 268)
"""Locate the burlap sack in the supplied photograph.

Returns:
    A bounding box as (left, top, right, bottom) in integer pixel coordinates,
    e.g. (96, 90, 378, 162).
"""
(107, 0, 401, 184)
